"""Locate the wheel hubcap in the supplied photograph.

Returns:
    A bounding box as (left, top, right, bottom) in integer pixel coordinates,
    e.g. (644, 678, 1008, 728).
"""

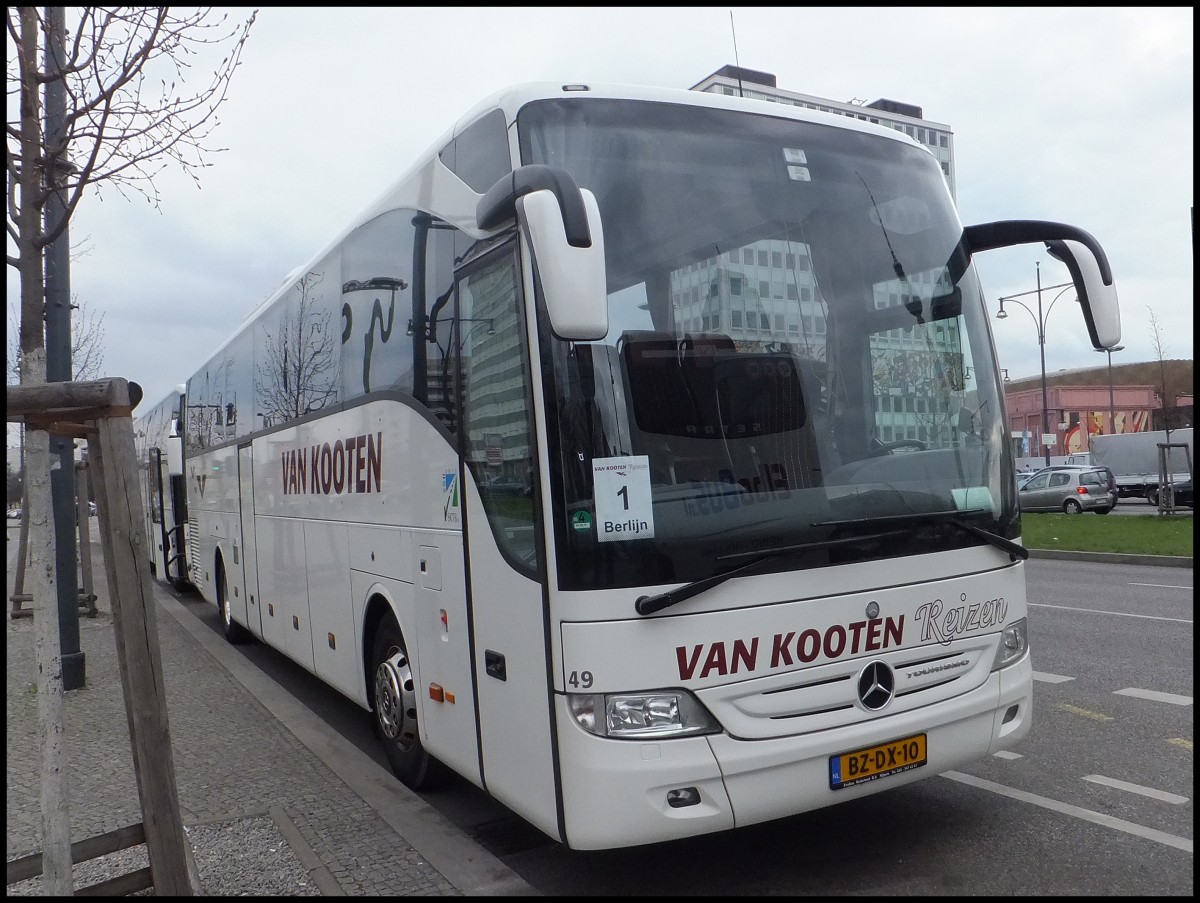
(220, 573, 231, 625)
(375, 649, 417, 750)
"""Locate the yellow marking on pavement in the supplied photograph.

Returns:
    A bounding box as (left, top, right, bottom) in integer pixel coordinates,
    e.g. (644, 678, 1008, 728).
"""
(1166, 737, 1192, 751)
(1054, 703, 1113, 722)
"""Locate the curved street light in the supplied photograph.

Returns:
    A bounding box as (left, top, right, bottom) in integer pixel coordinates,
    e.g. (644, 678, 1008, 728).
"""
(995, 261, 1075, 465)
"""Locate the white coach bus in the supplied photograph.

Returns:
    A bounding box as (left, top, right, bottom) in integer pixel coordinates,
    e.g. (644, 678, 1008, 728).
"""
(137, 80, 1121, 850)
(133, 386, 191, 591)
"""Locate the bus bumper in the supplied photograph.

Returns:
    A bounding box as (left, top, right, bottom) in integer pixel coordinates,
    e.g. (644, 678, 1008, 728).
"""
(554, 654, 1031, 850)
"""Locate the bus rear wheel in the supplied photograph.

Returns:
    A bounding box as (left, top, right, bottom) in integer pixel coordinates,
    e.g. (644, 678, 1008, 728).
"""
(216, 558, 250, 644)
(371, 615, 446, 790)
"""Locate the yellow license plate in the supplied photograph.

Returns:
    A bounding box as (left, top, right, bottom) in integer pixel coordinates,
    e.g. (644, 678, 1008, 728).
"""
(830, 733, 927, 790)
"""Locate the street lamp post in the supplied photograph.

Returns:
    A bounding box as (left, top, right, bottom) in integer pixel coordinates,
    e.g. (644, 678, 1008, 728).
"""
(1094, 344, 1126, 433)
(996, 262, 1075, 466)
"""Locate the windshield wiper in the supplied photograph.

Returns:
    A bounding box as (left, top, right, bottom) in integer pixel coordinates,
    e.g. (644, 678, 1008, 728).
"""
(817, 510, 1029, 562)
(633, 530, 907, 616)
(947, 517, 1028, 560)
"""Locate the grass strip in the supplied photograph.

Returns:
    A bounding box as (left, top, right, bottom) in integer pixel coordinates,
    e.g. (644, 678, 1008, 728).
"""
(1021, 512, 1193, 557)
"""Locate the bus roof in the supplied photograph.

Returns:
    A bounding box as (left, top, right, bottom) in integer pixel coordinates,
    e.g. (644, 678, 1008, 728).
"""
(193, 80, 928, 375)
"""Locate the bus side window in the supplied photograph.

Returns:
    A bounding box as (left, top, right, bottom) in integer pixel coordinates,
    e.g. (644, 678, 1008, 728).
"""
(458, 246, 538, 573)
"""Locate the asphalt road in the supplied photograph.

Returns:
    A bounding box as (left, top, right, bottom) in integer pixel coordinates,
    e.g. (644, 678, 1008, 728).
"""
(166, 554, 1192, 896)
(1106, 497, 1193, 516)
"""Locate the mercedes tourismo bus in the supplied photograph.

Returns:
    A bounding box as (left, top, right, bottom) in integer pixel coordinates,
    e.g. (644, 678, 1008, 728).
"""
(134, 386, 191, 591)
(134, 81, 1121, 850)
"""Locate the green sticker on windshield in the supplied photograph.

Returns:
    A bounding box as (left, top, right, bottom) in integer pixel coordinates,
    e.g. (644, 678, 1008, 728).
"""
(952, 487, 995, 512)
(572, 510, 593, 533)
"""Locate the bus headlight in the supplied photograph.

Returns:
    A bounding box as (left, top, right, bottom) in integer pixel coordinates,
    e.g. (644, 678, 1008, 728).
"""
(991, 617, 1029, 670)
(567, 690, 720, 739)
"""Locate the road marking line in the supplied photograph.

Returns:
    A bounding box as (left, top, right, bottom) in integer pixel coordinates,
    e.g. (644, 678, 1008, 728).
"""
(1029, 602, 1192, 624)
(1082, 775, 1189, 804)
(992, 750, 1022, 760)
(1115, 688, 1193, 706)
(1033, 671, 1074, 683)
(941, 771, 1192, 853)
(1055, 703, 1113, 722)
(1128, 583, 1192, 590)
(1166, 738, 1193, 751)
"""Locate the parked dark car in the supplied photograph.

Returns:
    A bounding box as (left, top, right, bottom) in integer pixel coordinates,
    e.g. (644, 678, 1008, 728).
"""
(1018, 466, 1117, 514)
(1175, 480, 1194, 508)
(1149, 479, 1194, 509)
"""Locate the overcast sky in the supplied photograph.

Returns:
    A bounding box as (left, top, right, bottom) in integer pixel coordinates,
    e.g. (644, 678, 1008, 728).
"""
(6, 7, 1194, 441)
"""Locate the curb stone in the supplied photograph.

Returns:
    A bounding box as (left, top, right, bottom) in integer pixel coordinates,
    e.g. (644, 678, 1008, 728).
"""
(1027, 549, 1192, 568)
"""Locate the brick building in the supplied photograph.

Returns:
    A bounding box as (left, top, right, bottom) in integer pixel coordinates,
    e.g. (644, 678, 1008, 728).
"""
(1002, 358, 1193, 459)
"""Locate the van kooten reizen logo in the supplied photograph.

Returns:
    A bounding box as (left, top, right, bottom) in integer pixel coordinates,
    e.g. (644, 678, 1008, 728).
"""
(443, 471, 460, 523)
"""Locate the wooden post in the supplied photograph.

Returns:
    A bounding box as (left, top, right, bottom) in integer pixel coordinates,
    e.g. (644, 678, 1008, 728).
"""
(21, 420, 73, 894)
(7, 378, 199, 895)
(89, 389, 196, 896)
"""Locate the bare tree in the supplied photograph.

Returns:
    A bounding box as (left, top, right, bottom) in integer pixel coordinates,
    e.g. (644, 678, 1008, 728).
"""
(9, 7, 255, 375)
(69, 295, 106, 381)
(7, 295, 106, 383)
(6, 9, 254, 891)
(1146, 305, 1174, 437)
(7, 294, 105, 497)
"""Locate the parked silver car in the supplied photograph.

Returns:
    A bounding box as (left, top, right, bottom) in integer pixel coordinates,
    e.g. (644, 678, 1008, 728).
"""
(1027, 463, 1119, 506)
(1018, 466, 1117, 514)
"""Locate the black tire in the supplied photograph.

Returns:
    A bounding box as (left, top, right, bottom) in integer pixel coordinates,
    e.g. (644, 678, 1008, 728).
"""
(1062, 498, 1083, 515)
(371, 614, 446, 790)
(1145, 487, 1160, 506)
(1094, 507, 1111, 515)
(216, 557, 250, 644)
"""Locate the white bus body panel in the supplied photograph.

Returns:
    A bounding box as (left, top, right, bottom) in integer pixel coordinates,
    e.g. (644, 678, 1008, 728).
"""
(255, 516, 315, 669)
(251, 398, 475, 708)
(236, 444, 263, 639)
(555, 559, 1031, 849)
(188, 400, 484, 784)
(188, 442, 240, 601)
(463, 485, 560, 842)
(304, 520, 359, 693)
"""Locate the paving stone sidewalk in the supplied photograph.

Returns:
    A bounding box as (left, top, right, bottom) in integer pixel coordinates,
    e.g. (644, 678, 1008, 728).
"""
(5, 524, 461, 896)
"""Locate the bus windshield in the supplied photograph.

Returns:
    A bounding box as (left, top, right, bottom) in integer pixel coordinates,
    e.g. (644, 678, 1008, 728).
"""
(520, 97, 1014, 592)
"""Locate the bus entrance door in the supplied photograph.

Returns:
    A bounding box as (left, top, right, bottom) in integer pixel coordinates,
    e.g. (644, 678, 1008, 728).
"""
(148, 447, 169, 580)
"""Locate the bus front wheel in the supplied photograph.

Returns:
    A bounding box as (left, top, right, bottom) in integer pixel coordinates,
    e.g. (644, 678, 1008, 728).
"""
(371, 615, 446, 790)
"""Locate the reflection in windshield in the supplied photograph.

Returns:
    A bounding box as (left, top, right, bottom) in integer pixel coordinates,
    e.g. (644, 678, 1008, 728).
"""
(520, 98, 1015, 591)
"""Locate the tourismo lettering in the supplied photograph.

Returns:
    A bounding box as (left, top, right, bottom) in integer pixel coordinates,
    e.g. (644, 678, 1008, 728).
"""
(281, 432, 383, 496)
(675, 615, 904, 680)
